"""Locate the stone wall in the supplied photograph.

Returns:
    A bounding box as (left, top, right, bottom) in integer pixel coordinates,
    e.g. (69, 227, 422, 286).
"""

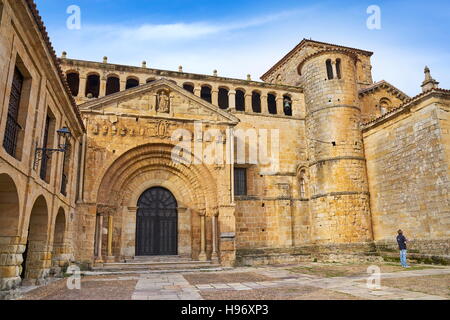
(232, 111, 309, 250)
(363, 97, 450, 243)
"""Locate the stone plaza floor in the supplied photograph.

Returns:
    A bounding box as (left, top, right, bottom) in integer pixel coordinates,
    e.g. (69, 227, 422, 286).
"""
(16, 262, 450, 300)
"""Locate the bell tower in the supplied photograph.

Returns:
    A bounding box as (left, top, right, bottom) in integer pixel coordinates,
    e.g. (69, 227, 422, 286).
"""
(298, 49, 372, 244)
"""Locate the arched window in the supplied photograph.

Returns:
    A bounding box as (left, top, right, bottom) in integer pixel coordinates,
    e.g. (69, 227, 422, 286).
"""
(86, 74, 100, 98)
(146, 78, 156, 83)
(201, 85, 212, 103)
(218, 87, 229, 109)
(299, 169, 307, 199)
(267, 93, 277, 115)
(66, 72, 79, 96)
(126, 77, 139, 89)
(252, 91, 261, 113)
(235, 89, 245, 111)
(183, 83, 194, 94)
(336, 59, 342, 79)
(105, 76, 120, 96)
(326, 59, 334, 80)
(283, 95, 293, 116)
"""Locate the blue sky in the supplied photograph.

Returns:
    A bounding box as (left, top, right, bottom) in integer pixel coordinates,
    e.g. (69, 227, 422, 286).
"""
(35, 0, 449, 96)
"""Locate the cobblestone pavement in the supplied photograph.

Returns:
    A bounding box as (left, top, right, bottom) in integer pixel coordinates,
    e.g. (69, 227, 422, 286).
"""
(17, 263, 450, 300)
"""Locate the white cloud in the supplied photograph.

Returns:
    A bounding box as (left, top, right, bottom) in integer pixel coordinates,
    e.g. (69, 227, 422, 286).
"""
(78, 9, 303, 42)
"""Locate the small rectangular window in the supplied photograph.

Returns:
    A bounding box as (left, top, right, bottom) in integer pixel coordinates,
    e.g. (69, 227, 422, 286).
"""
(40, 109, 56, 182)
(234, 168, 247, 196)
(61, 140, 71, 196)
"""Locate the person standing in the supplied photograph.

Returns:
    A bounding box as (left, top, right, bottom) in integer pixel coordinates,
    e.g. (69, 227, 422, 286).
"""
(397, 230, 410, 268)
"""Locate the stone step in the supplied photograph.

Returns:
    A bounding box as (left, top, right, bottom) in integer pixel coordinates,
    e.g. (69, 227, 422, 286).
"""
(83, 266, 230, 276)
(92, 260, 220, 272)
(127, 256, 192, 263)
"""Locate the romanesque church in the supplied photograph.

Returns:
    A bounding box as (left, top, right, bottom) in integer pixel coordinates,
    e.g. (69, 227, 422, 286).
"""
(0, 0, 448, 297)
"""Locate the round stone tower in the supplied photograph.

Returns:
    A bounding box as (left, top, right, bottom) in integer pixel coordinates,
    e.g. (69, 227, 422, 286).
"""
(299, 50, 372, 244)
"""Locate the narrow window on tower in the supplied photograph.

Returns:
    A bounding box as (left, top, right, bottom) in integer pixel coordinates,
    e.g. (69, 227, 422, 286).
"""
(326, 59, 334, 80)
(234, 168, 247, 196)
(336, 59, 342, 79)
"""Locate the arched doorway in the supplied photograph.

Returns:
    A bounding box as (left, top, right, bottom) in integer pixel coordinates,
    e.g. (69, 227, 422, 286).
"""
(52, 208, 66, 271)
(23, 196, 49, 280)
(136, 187, 178, 256)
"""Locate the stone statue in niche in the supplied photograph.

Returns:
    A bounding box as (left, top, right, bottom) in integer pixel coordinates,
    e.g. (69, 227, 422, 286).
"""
(92, 123, 99, 135)
(156, 90, 170, 113)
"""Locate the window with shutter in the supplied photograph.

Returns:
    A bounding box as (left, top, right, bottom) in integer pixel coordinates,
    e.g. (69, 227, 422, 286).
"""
(234, 168, 247, 196)
(3, 67, 24, 157)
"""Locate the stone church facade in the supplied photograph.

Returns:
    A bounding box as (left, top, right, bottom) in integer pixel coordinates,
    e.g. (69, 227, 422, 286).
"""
(0, 0, 449, 296)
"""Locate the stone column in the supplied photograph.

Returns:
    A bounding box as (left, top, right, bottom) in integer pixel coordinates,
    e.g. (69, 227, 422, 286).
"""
(245, 94, 252, 113)
(198, 212, 207, 261)
(228, 90, 236, 111)
(79, 76, 87, 98)
(332, 61, 338, 79)
(211, 89, 219, 107)
(261, 94, 268, 114)
(194, 88, 201, 98)
(95, 215, 104, 263)
(276, 97, 284, 115)
(106, 215, 114, 262)
(120, 79, 127, 92)
(211, 213, 219, 263)
(99, 76, 107, 97)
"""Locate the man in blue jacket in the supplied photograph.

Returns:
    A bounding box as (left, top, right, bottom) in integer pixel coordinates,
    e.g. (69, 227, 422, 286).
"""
(397, 230, 410, 268)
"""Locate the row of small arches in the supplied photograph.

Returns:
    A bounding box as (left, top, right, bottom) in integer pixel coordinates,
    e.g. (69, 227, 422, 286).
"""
(65, 72, 293, 116)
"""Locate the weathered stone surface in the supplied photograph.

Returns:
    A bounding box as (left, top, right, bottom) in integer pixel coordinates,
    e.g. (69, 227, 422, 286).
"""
(1, 2, 449, 299)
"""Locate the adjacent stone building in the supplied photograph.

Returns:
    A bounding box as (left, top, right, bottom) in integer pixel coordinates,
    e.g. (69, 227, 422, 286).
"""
(0, 0, 85, 298)
(0, 0, 449, 297)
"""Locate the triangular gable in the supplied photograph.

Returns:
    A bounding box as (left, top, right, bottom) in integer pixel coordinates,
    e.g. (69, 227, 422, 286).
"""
(79, 78, 239, 124)
(359, 80, 410, 101)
